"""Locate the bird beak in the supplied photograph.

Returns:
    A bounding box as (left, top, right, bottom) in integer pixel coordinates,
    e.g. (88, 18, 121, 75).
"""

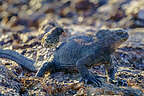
(62, 32, 67, 37)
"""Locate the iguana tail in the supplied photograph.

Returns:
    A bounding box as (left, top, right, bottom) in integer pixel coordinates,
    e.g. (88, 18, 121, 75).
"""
(0, 49, 36, 72)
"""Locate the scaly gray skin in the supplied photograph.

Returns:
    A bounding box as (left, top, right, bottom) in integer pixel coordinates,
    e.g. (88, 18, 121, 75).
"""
(36, 29, 129, 87)
(0, 49, 36, 72)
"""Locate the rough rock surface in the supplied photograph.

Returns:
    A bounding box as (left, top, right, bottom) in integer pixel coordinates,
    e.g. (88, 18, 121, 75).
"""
(0, 0, 143, 95)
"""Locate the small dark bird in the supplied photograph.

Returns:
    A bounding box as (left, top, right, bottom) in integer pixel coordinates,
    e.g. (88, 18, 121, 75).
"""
(41, 27, 66, 48)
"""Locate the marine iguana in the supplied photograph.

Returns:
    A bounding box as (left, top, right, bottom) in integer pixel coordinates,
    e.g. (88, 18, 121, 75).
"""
(36, 28, 129, 87)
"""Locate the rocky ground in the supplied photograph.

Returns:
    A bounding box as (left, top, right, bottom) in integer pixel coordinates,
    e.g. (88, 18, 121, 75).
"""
(0, 0, 144, 95)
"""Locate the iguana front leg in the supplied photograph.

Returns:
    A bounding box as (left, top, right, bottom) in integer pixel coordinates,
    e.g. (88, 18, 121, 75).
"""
(0, 49, 36, 72)
(35, 61, 55, 77)
(105, 56, 128, 86)
(76, 54, 103, 87)
(104, 56, 116, 81)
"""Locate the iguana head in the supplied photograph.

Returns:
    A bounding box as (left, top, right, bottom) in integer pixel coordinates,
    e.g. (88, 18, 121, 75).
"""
(96, 29, 129, 49)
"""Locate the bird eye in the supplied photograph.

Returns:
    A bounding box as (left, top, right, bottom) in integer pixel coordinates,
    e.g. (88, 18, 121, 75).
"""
(55, 27, 64, 34)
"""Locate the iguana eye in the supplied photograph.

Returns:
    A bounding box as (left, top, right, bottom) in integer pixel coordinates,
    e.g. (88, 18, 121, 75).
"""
(116, 32, 123, 36)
